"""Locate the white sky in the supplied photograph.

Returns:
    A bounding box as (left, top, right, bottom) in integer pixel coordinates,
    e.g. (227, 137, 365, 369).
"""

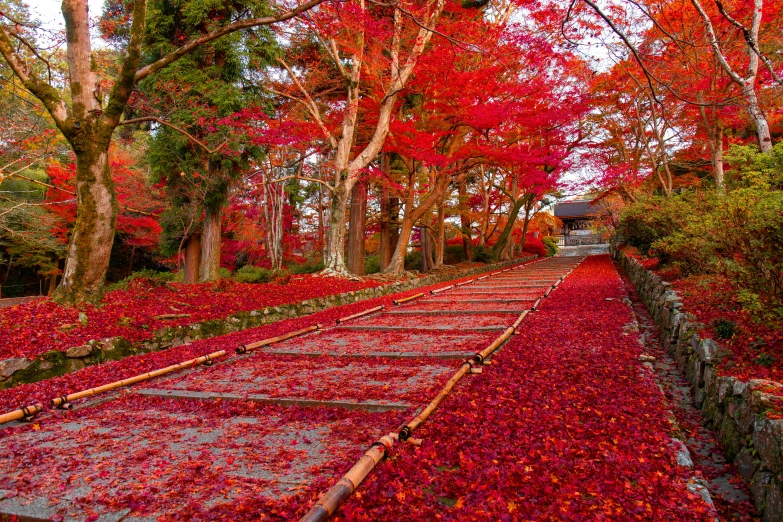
(29, 0, 105, 32)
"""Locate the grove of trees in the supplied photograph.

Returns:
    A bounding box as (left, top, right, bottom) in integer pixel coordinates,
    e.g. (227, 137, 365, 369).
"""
(0, 0, 780, 307)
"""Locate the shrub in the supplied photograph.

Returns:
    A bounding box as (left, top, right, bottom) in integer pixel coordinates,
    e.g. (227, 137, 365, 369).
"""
(107, 268, 174, 291)
(471, 245, 492, 263)
(233, 265, 277, 284)
(712, 319, 737, 340)
(542, 236, 559, 257)
(365, 255, 381, 274)
(522, 234, 547, 257)
(288, 259, 324, 275)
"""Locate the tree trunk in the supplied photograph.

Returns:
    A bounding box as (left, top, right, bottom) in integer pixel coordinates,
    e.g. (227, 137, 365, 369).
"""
(53, 149, 118, 304)
(458, 179, 472, 261)
(127, 245, 136, 278)
(323, 184, 350, 275)
(742, 81, 773, 153)
(183, 233, 201, 284)
(491, 196, 527, 260)
(389, 197, 400, 255)
(346, 181, 367, 275)
(435, 199, 446, 268)
(379, 153, 392, 271)
(199, 207, 222, 281)
(47, 260, 60, 296)
(420, 227, 433, 272)
(385, 205, 416, 275)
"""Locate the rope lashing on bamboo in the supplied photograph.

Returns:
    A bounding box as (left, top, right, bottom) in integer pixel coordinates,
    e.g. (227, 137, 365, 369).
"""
(335, 306, 385, 324)
(51, 350, 227, 408)
(430, 285, 454, 295)
(0, 403, 43, 425)
(236, 325, 322, 354)
(299, 433, 396, 522)
(392, 293, 424, 305)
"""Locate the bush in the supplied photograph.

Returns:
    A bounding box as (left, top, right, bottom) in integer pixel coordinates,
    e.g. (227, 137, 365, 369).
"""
(233, 265, 278, 284)
(365, 255, 381, 274)
(288, 259, 324, 275)
(522, 234, 547, 257)
(618, 143, 783, 321)
(107, 268, 174, 291)
(542, 236, 559, 257)
(471, 245, 492, 263)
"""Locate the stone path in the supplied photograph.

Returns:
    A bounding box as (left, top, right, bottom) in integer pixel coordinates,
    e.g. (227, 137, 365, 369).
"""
(0, 255, 754, 521)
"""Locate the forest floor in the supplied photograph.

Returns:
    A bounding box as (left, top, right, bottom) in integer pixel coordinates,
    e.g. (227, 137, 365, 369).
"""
(0, 272, 387, 360)
(0, 254, 756, 521)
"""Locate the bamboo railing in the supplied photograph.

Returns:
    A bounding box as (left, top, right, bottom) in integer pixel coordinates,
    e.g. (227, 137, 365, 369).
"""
(336, 306, 385, 324)
(236, 325, 321, 354)
(0, 404, 43, 425)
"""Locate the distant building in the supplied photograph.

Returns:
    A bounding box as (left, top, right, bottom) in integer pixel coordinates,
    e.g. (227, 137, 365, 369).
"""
(553, 199, 604, 246)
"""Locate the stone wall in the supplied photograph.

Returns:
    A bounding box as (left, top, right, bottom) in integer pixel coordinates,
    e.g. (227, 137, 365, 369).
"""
(0, 256, 535, 390)
(619, 252, 783, 521)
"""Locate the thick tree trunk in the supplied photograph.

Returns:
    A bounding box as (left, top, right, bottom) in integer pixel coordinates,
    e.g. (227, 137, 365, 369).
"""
(324, 184, 350, 275)
(199, 207, 222, 281)
(346, 181, 367, 275)
(54, 149, 118, 304)
(183, 233, 201, 284)
(420, 227, 433, 273)
(47, 260, 60, 297)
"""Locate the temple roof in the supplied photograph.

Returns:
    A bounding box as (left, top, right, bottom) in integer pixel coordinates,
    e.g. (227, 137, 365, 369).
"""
(554, 200, 597, 219)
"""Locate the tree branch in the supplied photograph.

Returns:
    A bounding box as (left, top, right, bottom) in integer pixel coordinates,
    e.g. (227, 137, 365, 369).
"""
(134, 0, 325, 83)
(118, 117, 229, 154)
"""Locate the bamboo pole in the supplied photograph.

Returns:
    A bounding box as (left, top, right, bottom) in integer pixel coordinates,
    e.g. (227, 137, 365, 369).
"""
(473, 326, 515, 364)
(430, 285, 454, 295)
(512, 310, 529, 330)
(51, 351, 227, 408)
(236, 325, 321, 354)
(393, 293, 424, 305)
(454, 279, 474, 287)
(299, 434, 396, 522)
(476, 275, 489, 281)
(336, 306, 385, 324)
(399, 362, 472, 440)
(0, 403, 43, 426)
(531, 297, 542, 311)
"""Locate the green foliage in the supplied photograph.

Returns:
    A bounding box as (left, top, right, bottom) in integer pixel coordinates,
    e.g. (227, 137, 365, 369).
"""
(471, 245, 493, 263)
(107, 268, 175, 291)
(233, 265, 277, 283)
(365, 255, 381, 275)
(618, 143, 783, 321)
(712, 319, 737, 340)
(288, 259, 324, 275)
(542, 236, 559, 257)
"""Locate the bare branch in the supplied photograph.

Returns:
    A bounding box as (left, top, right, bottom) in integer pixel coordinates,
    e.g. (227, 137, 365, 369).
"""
(118, 117, 229, 154)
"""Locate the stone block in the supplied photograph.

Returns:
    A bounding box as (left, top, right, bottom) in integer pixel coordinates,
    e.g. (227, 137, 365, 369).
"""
(754, 417, 783, 474)
(717, 376, 736, 404)
(765, 480, 783, 522)
(737, 447, 758, 482)
(66, 344, 93, 358)
(751, 471, 773, 514)
(696, 338, 730, 364)
(0, 358, 32, 380)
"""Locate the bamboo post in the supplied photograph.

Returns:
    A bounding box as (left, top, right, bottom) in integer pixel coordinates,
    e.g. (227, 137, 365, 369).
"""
(393, 293, 424, 305)
(336, 306, 384, 324)
(51, 350, 226, 408)
(236, 325, 322, 354)
(299, 434, 396, 522)
(0, 403, 43, 426)
(399, 362, 472, 441)
(430, 285, 454, 295)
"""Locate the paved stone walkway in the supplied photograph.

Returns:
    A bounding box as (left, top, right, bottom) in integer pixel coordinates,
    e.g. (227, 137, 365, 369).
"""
(0, 255, 753, 521)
